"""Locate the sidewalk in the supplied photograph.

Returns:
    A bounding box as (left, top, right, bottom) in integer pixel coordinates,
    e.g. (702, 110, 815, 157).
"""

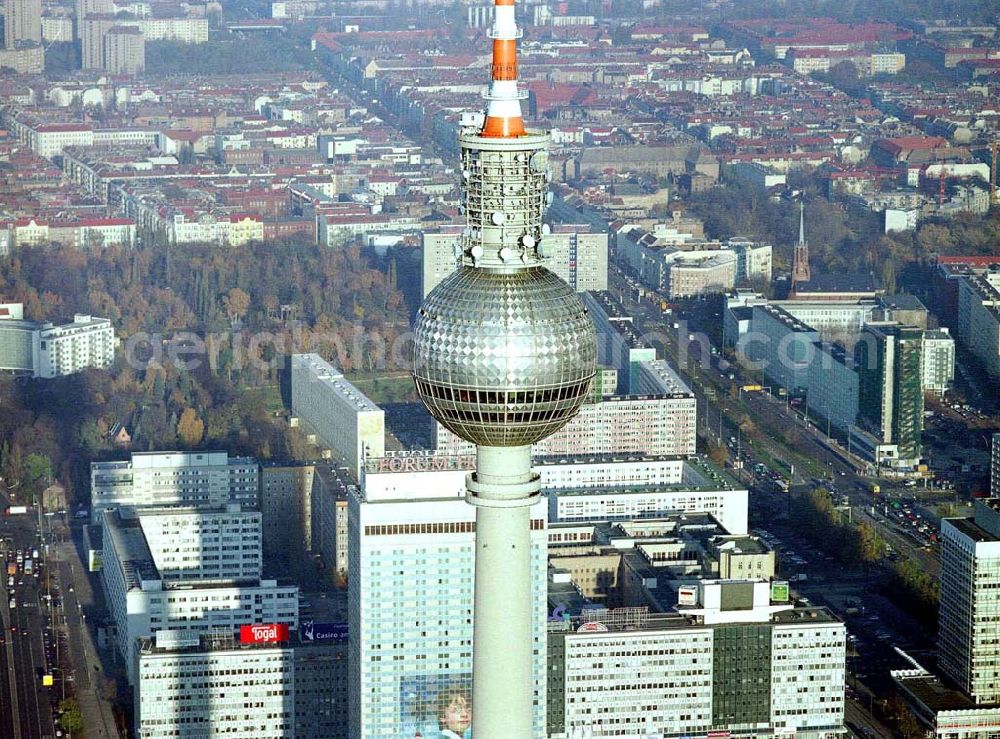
(56, 534, 119, 738)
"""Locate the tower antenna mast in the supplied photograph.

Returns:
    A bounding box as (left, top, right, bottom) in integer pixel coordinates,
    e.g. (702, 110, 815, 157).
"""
(412, 0, 597, 734)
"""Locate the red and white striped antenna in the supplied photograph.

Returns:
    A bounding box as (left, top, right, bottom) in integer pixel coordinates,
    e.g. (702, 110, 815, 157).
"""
(481, 0, 526, 138)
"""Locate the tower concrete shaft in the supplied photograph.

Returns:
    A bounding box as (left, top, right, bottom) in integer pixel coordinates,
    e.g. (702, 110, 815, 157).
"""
(411, 0, 597, 735)
(467, 445, 537, 737)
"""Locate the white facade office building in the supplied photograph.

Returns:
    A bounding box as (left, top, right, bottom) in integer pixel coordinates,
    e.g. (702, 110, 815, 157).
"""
(366, 452, 741, 533)
(547, 456, 749, 535)
(134, 630, 349, 739)
(436, 393, 697, 459)
(548, 581, 845, 739)
(349, 466, 548, 738)
(90, 451, 259, 523)
(102, 508, 298, 684)
(0, 303, 115, 378)
(135, 631, 296, 739)
(133, 504, 262, 582)
(940, 500, 1000, 705)
(922, 328, 955, 395)
(290, 353, 384, 481)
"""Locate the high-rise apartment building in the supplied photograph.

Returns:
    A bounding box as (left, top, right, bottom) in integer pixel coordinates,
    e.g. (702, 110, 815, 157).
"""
(260, 464, 315, 566)
(420, 225, 464, 299)
(75, 0, 111, 25)
(0, 305, 115, 378)
(103, 25, 144, 74)
(80, 13, 204, 69)
(133, 504, 262, 581)
(259, 463, 354, 578)
(34, 314, 116, 378)
(348, 467, 548, 738)
(436, 392, 697, 459)
(90, 451, 259, 523)
(311, 465, 352, 579)
(547, 581, 845, 739)
(421, 224, 608, 298)
(80, 14, 113, 69)
(922, 327, 955, 395)
(102, 506, 298, 683)
(290, 353, 384, 481)
(539, 224, 609, 292)
(583, 290, 657, 393)
(856, 322, 924, 467)
(4, 0, 41, 46)
(939, 499, 1000, 704)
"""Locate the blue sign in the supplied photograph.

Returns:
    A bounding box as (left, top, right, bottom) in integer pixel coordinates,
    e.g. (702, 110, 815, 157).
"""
(300, 620, 348, 643)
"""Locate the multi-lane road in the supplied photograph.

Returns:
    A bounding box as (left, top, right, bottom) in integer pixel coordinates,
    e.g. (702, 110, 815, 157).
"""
(1, 508, 57, 739)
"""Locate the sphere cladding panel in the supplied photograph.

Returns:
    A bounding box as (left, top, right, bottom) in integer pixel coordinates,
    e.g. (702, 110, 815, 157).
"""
(413, 266, 597, 447)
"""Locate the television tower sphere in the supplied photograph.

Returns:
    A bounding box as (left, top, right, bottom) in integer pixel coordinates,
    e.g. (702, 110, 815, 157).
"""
(413, 265, 597, 447)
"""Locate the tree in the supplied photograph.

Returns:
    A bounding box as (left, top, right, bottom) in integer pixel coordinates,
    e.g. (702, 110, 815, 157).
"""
(707, 441, 729, 467)
(222, 287, 251, 328)
(24, 453, 52, 486)
(857, 523, 884, 574)
(58, 698, 84, 733)
(176, 408, 204, 448)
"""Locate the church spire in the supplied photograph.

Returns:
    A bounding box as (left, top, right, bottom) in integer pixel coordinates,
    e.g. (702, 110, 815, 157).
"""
(791, 199, 811, 291)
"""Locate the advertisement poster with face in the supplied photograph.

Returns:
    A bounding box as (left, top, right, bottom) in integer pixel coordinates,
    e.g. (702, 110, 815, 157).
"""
(400, 674, 472, 739)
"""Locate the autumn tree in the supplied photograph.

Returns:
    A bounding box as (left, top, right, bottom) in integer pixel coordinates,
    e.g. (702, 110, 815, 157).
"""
(176, 408, 205, 447)
(222, 287, 251, 328)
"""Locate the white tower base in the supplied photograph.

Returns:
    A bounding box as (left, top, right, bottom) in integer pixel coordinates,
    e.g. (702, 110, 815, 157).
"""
(467, 444, 538, 738)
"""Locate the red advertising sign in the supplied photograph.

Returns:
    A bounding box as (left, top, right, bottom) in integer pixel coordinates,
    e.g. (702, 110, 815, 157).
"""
(240, 623, 289, 644)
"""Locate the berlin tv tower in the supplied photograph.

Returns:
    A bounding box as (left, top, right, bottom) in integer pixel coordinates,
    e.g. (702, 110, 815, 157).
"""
(412, 0, 597, 733)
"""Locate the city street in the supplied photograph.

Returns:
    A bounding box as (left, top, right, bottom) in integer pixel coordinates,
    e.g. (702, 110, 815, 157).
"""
(1, 507, 56, 739)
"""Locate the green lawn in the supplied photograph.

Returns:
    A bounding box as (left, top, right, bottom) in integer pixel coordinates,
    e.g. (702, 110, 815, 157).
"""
(344, 373, 417, 404)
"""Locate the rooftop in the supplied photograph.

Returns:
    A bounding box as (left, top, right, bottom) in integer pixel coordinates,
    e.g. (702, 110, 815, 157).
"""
(880, 293, 926, 312)
(894, 670, 975, 713)
(104, 510, 160, 590)
(945, 517, 999, 544)
(636, 359, 694, 397)
(291, 353, 381, 413)
(757, 304, 817, 334)
(794, 273, 879, 294)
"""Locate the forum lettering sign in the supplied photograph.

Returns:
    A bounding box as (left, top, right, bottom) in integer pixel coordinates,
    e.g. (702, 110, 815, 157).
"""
(366, 453, 476, 475)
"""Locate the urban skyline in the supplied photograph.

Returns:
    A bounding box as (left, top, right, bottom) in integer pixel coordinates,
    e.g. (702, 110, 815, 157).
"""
(1, 0, 999, 738)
